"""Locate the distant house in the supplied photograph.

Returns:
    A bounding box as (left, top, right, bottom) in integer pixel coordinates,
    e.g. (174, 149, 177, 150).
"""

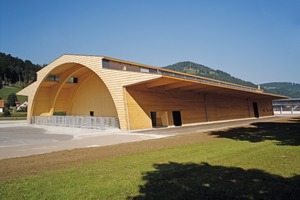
(273, 98, 300, 114)
(0, 99, 4, 113)
(17, 101, 28, 111)
(15, 101, 21, 108)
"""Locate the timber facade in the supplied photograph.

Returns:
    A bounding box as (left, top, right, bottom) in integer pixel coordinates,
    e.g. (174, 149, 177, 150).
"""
(18, 54, 286, 130)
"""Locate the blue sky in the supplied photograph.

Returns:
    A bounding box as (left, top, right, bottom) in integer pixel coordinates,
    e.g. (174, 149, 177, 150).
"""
(1, 0, 299, 84)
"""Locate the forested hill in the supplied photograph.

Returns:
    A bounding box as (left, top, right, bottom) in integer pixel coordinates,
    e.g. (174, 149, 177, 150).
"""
(261, 82, 300, 98)
(163, 61, 257, 88)
(0, 52, 42, 88)
(163, 61, 300, 98)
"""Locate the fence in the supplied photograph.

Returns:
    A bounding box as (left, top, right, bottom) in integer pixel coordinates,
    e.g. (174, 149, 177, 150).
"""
(31, 116, 119, 129)
(273, 99, 300, 115)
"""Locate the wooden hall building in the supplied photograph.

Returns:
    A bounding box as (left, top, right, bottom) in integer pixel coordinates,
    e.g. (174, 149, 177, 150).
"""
(18, 54, 286, 130)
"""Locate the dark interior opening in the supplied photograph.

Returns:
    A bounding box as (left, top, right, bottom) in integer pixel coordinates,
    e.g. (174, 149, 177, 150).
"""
(253, 102, 259, 118)
(172, 111, 182, 126)
(90, 111, 94, 117)
(151, 112, 157, 127)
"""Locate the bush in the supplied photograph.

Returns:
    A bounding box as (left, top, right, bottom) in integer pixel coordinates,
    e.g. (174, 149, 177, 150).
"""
(3, 107, 11, 117)
(7, 93, 18, 107)
(53, 111, 66, 116)
(11, 112, 27, 117)
(4, 102, 10, 110)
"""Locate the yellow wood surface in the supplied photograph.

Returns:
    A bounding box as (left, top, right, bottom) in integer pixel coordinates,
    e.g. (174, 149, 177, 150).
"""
(18, 54, 284, 130)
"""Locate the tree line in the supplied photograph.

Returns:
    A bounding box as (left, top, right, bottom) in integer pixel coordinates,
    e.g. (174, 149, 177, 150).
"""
(0, 52, 42, 88)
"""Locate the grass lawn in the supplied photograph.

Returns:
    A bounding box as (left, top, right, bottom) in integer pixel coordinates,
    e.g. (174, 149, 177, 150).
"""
(0, 86, 27, 102)
(0, 117, 299, 199)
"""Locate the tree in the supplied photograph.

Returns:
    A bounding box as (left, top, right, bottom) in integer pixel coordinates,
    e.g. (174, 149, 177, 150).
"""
(7, 93, 18, 107)
(0, 76, 3, 89)
(0, 52, 41, 86)
(3, 103, 11, 117)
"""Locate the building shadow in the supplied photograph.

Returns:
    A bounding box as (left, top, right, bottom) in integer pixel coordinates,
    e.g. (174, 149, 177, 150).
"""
(209, 117, 300, 146)
(128, 162, 300, 200)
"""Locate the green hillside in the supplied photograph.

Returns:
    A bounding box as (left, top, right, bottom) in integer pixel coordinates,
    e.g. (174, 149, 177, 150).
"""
(261, 82, 300, 98)
(0, 86, 27, 103)
(0, 52, 40, 103)
(164, 61, 258, 88)
(163, 61, 300, 98)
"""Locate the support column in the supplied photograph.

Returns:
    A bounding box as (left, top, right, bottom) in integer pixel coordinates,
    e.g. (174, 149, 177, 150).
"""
(247, 98, 251, 118)
(203, 94, 209, 122)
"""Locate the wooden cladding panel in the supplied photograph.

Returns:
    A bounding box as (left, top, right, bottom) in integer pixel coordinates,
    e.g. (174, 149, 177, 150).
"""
(54, 88, 72, 113)
(126, 87, 275, 130)
(19, 55, 104, 120)
(70, 75, 117, 117)
(126, 88, 207, 129)
(98, 69, 161, 130)
(32, 87, 51, 116)
(126, 90, 152, 129)
(256, 99, 274, 117)
(18, 54, 280, 129)
(18, 82, 38, 121)
(205, 94, 249, 121)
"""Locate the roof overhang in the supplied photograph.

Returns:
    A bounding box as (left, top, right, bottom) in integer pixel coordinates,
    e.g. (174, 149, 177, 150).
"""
(125, 76, 288, 100)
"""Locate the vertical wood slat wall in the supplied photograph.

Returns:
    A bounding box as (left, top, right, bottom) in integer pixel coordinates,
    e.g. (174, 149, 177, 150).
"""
(125, 87, 274, 130)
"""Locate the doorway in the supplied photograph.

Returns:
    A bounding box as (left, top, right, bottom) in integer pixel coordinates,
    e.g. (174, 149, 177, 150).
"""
(151, 111, 169, 127)
(90, 111, 94, 116)
(151, 112, 156, 127)
(253, 102, 259, 118)
(172, 111, 182, 126)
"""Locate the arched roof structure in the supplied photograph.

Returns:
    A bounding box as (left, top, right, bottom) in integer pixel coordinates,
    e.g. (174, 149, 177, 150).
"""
(18, 54, 287, 130)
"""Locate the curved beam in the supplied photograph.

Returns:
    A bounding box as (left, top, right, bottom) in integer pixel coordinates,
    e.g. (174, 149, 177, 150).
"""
(67, 72, 95, 114)
(49, 66, 87, 114)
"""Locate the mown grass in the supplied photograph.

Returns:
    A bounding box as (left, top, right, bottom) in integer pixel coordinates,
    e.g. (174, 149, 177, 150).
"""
(0, 86, 27, 102)
(1, 132, 299, 199)
(0, 116, 26, 120)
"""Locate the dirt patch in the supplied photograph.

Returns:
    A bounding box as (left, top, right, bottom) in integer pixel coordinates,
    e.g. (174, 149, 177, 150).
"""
(0, 116, 299, 182)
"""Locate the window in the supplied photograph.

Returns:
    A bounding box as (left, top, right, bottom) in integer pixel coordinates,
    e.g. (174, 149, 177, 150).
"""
(140, 68, 149, 73)
(109, 61, 123, 70)
(149, 69, 158, 74)
(102, 59, 110, 68)
(66, 77, 78, 83)
(45, 75, 59, 82)
(130, 65, 140, 72)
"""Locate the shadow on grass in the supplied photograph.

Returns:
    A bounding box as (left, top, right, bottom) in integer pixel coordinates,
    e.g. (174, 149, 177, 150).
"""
(128, 162, 300, 200)
(209, 117, 300, 146)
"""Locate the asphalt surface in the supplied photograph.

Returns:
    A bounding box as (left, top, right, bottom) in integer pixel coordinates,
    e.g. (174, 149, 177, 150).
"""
(0, 115, 297, 159)
(0, 126, 72, 146)
(0, 121, 167, 159)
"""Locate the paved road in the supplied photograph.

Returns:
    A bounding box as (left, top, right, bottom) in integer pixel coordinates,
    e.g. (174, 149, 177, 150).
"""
(0, 115, 297, 159)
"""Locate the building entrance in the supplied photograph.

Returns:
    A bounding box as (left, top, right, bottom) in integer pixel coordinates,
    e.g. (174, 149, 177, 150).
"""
(253, 102, 259, 118)
(172, 111, 182, 126)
